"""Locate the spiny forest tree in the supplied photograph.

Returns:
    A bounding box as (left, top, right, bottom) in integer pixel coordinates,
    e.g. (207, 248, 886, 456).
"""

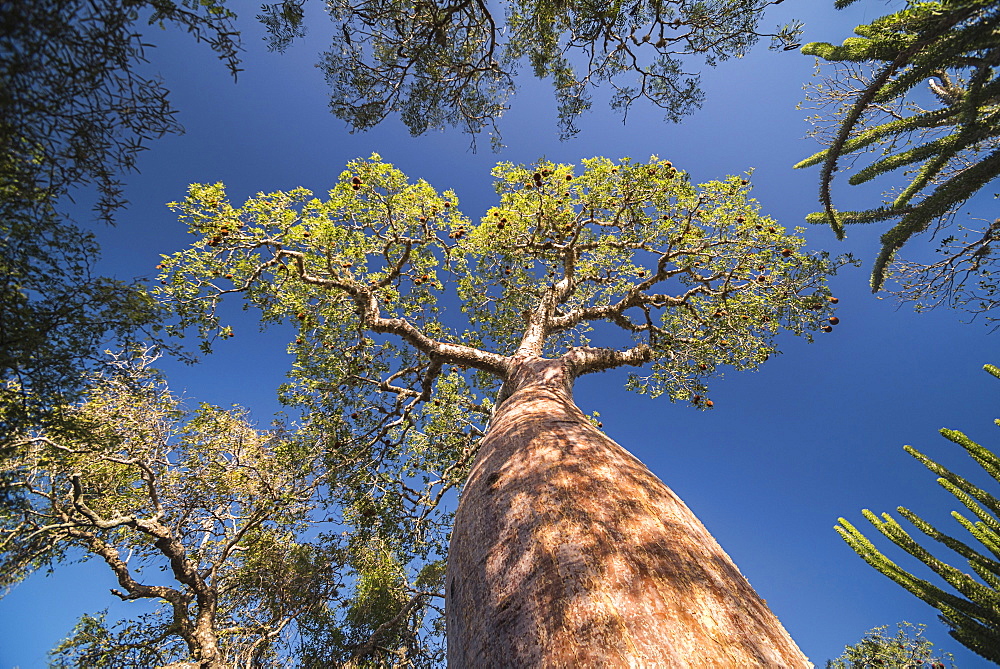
(836, 364, 1000, 664)
(157, 154, 852, 665)
(0, 353, 452, 667)
(258, 0, 803, 144)
(795, 0, 1000, 319)
(0, 0, 241, 428)
(826, 622, 956, 669)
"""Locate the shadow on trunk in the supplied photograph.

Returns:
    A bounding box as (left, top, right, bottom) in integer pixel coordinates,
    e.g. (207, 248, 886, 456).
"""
(447, 356, 811, 667)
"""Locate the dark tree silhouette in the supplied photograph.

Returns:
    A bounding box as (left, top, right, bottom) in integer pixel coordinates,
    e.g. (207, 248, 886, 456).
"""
(0, 0, 241, 426)
(259, 0, 802, 145)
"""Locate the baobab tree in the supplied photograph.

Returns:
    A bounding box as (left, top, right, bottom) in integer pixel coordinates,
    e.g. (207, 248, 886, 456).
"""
(158, 155, 849, 665)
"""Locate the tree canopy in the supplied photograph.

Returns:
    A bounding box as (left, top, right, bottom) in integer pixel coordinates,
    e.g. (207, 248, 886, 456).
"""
(3, 355, 332, 666)
(826, 622, 955, 669)
(157, 154, 850, 410)
(259, 0, 802, 145)
(1, 353, 451, 666)
(1, 0, 240, 226)
(795, 0, 1000, 319)
(0, 216, 157, 433)
(0, 0, 241, 427)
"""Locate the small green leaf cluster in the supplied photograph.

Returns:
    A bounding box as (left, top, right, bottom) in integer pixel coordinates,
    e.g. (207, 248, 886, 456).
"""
(826, 621, 955, 669)
(49, 609, 188, 668)
(343, 538, 409, 640)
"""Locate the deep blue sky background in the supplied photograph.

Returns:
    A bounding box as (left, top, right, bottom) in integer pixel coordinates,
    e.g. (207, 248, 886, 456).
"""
(2, 1, 998, 666)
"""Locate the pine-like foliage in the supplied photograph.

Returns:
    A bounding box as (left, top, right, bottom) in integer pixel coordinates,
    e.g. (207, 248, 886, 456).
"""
(836, 363, 1000, 664)
(795, 0, 1000, 298)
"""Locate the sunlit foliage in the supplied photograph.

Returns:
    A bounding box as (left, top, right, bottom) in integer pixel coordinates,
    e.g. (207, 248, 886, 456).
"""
(837, 363, 1000, 664)
(796, 0, 1000, 320)
(1, 353, 447, 666)
(158, 154, 851, 410)
(826, 622, 955, 669)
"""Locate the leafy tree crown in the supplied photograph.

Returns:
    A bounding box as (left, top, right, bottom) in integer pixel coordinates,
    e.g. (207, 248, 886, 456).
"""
(259, 0, 803, 145)
(157, 155, 851, 420)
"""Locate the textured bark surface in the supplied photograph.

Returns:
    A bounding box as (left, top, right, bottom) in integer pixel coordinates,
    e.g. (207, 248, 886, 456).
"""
(446, 356, 811, 668)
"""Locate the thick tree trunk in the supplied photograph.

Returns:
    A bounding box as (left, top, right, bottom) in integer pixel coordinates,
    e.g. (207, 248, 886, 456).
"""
(446, 356, 811, 667)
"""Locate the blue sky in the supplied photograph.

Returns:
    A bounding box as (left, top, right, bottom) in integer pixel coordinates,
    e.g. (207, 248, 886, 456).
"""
(2, 1, 997, 666)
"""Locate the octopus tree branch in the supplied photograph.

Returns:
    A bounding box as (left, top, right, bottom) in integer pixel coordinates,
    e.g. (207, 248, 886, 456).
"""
(14, 436, 90, 454)
(72, 525, 204, 657)
(376, 239, 414, 288)
(817, 27, 964, 238)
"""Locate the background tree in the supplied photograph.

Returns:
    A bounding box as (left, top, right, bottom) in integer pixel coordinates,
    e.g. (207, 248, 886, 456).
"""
(0, 216, 158, 433)
(258, 0, 802, 145)
(157, 154, 851, 664)
(795, 0, 1000, 320)
(826, 622, 956, 668)
(836, 363, 1000, 664)
(0, 0, 241, 428)
(0, 353, 449, 667)
(2, 0, 241, 225)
